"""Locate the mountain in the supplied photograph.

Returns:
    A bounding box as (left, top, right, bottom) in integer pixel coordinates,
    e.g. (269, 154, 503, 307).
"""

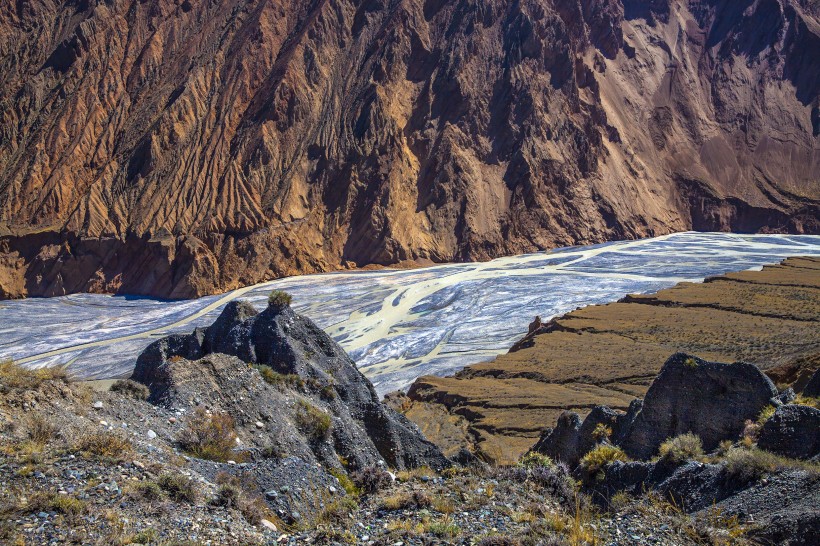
(1, 0, 819, 299)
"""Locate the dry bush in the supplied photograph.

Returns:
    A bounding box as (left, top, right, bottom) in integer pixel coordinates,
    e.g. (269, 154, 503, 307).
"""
(351, 466, 392, 495)
(74, 431, 132, 460)
(158, 472, 198, 503)
(109, 379, 150, 400)
(0, 359, 67, 391)
(25, 413, 57, 446)
(294, 400, 331, 440)
(177, 408, 238, 462)
(658, 433, 704, 464)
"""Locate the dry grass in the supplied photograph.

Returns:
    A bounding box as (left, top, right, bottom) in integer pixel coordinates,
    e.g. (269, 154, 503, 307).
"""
(109, 379, 150, 400)
(294, 400, 331, 440)
(721, 446, 820, 484)
(158, 472, 198, 503)
(0, 359, 67, 390)
(657, 433, 704, 464)
(177, 408, 239, 462)
(74, 431, 132, 461)
(578, 445, 628, 481)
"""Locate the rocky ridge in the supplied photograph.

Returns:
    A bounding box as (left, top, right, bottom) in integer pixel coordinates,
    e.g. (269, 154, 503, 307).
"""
(1, 0, 819, 299)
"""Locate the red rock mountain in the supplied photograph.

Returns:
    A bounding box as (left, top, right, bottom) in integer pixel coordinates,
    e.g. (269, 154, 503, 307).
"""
(1, 0, 818, 299)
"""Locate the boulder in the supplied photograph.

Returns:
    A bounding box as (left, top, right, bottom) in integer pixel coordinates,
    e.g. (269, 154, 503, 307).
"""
(758, 404, 820, 460)
(532, 411, 582, 465)
(803, 368, 820, 398)
(133, 299, 449, 471)
(620, 353, 778, 459)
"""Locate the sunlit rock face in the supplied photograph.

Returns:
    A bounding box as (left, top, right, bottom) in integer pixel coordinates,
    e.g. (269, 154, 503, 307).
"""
(3, 232, 820, 394)
(1, 0, 818, 300)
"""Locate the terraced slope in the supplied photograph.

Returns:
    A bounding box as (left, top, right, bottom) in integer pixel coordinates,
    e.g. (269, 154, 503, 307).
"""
(404, 256, 820, 463)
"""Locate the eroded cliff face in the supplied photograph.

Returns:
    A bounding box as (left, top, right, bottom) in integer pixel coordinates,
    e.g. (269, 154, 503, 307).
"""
(1, 0, 818, 298)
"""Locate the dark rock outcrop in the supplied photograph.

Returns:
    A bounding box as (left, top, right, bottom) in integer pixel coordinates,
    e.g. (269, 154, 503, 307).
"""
(132, 300, 448, 471)
(758, 404, 820, 460)
(619, 353, 778, 459)
(533, 405, 628, 467)
(803, 368, 820, 397)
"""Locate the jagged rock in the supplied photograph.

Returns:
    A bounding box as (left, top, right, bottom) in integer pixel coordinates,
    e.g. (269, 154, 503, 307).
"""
(803, 368, 820, 397)
(532, 411, 582, 465)
(132, 299, 448, 471)
(619, 353, 778, 459)
(758, 404, 820, 460)
(773, 387, 796, 406)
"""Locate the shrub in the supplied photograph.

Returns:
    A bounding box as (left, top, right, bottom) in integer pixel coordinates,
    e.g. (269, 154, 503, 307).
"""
(255, 365, 304, 389)
(658, 433, 704, 465)
(177, 408, 238, 462)
(268, 290, 293, 308)
(74, 431, 132, 460)
(329, 468, 360, 496)
(592, 423, 613, 442)
(529, 463, 575, 507)
(128, 481, 164, 502)
(318, 496, 359, 524)
(211, 483, 240, 508)
(110, 379, 150, 400)
(211, 472, 270, 525)
(158, 472, 198, 503)
(518, 451, 554, 469)
(578, 445, 628, 481)
(25, 413, 57, 446)
(351, 466, 392, 495)
(294, 400, 331, 440)
(757, 405, 776, 426)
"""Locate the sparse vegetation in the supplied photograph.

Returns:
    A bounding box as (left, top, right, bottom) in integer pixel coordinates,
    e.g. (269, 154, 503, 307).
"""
(294, 400, 331, 440)
(127, 480, 164, 502)
(0, 359, 67, 391)
(158, 472, 198, 503)
(518, 451, 554, 468)
(109, 379, 150, 400)
(255, 365, 305, 389)
(351, 465, 392, 494)
(268, 289, 293, 308)
(74, 431, 132, 461)
(657, 432, 704, 464)
(721, 446, 820, 484)
(578, 445, 628, 481)
(756, 404, 776, 426)
(328, 468, 360, 497)
(24, 413, 57, 446)
(177, 408, 239, 462)
(592, 423, 612, 441)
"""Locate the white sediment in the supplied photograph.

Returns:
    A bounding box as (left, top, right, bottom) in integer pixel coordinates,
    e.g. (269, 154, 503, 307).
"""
(2, 232, 819, 395)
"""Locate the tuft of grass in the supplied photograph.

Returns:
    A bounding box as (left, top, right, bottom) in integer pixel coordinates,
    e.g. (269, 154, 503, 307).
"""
(427, 515, 461, 538)
(592, 423, 612, 441)
(109, 379, 150, 400)
(579, 445, 628, 482)
(127, 480, 164, 502)
(395, 466, 436, 482)
(73, 431, 132, 461)
(294, 400, 331, 440)
(25, 492, 87, 521)
(318, 496, 358, 525)
(254, 365, 304, 389)
(328, 468, 360, 497)
(158, 472, 198, 503)
(793, 394, 819, 409)
(658, 433, 704, 464)
(268, 290, 293, 308)
(684, 357, 699, 368)
(756, 405, 776, 426)
(0, 359, 67, 391)
(518, 451, 555, 469)
(24, 413, 57, 446)
(177, 408, 239, 462)
(721, 446, 820, 484)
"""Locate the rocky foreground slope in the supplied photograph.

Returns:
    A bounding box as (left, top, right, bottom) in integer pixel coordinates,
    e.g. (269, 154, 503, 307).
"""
(1, 0, 819, 299)
(402, 256, 820, 462)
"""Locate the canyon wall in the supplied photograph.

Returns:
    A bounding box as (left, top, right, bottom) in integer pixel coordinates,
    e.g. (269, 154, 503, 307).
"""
(1, 0, 818, 298)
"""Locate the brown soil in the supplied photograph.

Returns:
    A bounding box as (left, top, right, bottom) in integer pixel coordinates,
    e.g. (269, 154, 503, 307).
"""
(405, 257, 820, 464)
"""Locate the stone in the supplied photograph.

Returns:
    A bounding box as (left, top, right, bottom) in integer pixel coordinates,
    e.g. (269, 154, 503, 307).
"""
(146, 430, 157, 440)
(93, 401, 103, 409)
(619, 353, 778, 459)
(532, 411, 582, 465)
(758, 404, 820, 460)
(803, 369, 820, 398)
(260, 519, 278, 532)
